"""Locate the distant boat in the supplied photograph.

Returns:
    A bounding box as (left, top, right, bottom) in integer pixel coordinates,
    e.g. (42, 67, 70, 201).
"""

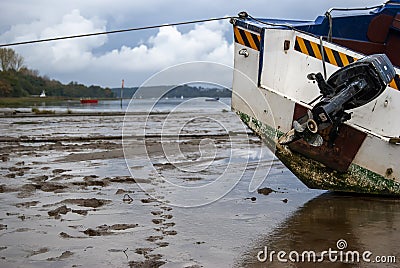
(80, 98, 98, 104)
(39, 90, 46, 98)
(205, 97, 219, 101)
(181, 95, 184, 99)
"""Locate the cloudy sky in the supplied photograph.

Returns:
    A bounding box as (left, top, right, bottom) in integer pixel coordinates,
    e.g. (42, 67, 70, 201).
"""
(0, 0, 383, 88)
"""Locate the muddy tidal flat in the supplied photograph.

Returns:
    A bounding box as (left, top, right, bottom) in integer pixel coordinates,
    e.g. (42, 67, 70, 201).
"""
(0, 106, 399, 267)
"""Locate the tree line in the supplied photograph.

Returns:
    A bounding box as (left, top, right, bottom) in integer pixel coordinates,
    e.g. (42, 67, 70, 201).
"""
(112, 85, 231, 99)
(0, 48, 114, 98)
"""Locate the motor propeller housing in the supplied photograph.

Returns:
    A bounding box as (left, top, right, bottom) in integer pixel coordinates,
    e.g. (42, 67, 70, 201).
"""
(279, 54, 395, 147)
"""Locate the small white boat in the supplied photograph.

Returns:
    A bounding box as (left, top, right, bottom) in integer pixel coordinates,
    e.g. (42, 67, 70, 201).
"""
(205, 97, 219, 101)
(39, 90, 46, 98)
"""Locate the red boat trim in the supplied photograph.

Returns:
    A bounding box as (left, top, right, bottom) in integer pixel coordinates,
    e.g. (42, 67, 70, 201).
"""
(288, 103, 367, 172)
(80, 99, 98, 104)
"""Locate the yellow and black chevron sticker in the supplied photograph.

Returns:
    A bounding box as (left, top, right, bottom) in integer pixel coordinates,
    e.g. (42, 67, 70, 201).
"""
(389, 74, 400, 90)
(294, 36, 357, 67)
(234, 27, 261, 51)
(294, 36, 400, 90)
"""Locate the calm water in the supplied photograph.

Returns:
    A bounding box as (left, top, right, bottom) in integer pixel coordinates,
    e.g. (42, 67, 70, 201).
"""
(34, 97, 232, 113)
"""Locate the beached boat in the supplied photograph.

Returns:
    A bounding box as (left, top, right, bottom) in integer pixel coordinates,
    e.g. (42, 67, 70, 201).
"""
(80, 98, 98, 104)
(231, 1, 400, 195)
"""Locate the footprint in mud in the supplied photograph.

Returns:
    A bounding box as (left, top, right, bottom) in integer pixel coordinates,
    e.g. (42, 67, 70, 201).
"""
(146, 253, 163, 260)
(129, 259, 165, 268)
(146, 235, 164, 242)
(108, 224, 139, 230)
(15, 201, 39, 208)
(71, 209, 88, 216)
(132, 249, 165, 267)
(141, 198, 158, 204)
(17, 184, 36, 198)
(52, 169, 71, 175)
(46, 251, 74, 261)
(83, 228, 110, 236)
(83, 175, 99, 180)
(82, 223, 139, 236)
(152, 219, 164, 224)
(257, 187, 275, 195)
(48, 205, 70, 219)
(5, 173, 16, 178)
(134, 247, 153, 255)
(161, 214, 173, 219)
(115, 189, 133, 194)
(162, 230, 177, 236)
(160, 206, 172, 211)
(9, 166, 30, 172)
(51, 174, 73, 181)
(163, 222, 175, 228)
(59, 232, 76, 239)
(108, 176, 136, 183)
(15, 228, 33, 233)
(151, 211, 163, 216)
(61, 198, 111, 208)
(156, 242, 169, 248)
(40, 182, 67, 192)
(28, 175, 48, 183)
(27, 247, 49, 257)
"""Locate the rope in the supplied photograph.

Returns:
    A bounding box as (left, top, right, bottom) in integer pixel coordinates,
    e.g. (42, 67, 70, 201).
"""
(325, 12, 333, 43)
(0, 16, 232, 48)
(245, 14, 295, 30)
(319, 36, 327, 79)
(0, 5, 385, 48)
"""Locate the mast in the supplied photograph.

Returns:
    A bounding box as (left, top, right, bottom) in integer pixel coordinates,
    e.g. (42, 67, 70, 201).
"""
(120, 79, 124, 109)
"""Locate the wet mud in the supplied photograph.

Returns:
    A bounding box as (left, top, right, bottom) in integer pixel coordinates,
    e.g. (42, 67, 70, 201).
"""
(1, 112, 396, 267)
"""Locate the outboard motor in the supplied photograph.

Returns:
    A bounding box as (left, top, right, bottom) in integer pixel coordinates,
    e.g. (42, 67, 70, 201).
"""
(279, 54, 395, 147)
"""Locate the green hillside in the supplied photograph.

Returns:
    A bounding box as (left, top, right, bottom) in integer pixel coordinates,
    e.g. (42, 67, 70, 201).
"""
(0, 48, 114, 98)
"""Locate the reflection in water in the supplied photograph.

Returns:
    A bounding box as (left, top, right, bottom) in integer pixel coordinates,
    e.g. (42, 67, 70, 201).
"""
(237, 193, 400, 267)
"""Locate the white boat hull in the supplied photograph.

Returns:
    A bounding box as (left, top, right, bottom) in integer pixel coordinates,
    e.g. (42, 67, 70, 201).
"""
(231, 24, 400, 195)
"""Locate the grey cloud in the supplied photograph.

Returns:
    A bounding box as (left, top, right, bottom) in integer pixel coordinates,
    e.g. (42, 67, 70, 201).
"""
(0, 0, 383, 87)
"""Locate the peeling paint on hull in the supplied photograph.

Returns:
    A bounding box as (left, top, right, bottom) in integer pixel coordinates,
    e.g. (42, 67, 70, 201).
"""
(237, 111, 400, 196)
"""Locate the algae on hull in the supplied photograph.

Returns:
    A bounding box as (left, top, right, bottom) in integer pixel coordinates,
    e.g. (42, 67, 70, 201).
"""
(236, 111, 400, 196)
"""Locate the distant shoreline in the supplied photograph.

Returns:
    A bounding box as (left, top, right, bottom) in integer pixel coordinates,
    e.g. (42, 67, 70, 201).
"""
(0, 97, 119, 108)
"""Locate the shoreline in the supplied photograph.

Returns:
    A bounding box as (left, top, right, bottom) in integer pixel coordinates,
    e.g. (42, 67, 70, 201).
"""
(0, 97, 120, 108)
(0, 110, 187, 118)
